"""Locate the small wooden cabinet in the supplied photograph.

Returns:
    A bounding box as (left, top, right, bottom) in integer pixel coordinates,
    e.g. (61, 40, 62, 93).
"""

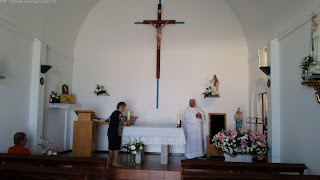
(207, 113, 226, 157)
(72, 110, 97, 157)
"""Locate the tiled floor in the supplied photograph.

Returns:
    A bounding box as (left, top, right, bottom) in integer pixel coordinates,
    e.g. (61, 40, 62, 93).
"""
(62, 151, 185, 180)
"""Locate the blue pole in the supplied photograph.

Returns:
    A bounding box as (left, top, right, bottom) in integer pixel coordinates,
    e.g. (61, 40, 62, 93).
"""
(156, 79, 159, 109)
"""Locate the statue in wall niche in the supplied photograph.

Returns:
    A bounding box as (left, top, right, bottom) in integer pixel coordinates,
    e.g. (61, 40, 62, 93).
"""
(312, 11, 319, 33)
(234, 108, 243, 131)
(209, 74, 219, 95)
(311, 11, 320, 61)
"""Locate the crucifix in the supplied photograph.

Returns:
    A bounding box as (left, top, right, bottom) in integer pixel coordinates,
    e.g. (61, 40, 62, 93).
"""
(135, 0, 184, 109)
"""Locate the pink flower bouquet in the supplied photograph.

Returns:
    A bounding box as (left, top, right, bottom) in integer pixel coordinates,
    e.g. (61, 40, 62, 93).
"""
(212, 130, 268, 157)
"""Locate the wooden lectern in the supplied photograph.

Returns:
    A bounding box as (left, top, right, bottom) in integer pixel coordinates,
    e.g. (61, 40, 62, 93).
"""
(72, 110, 97, 157)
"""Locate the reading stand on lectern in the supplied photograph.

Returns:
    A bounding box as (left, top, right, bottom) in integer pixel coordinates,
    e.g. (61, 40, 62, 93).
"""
(72, 110, 97, 157)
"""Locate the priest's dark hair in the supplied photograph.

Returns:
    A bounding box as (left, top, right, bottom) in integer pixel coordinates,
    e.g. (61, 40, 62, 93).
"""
(117, 102, 126, 109)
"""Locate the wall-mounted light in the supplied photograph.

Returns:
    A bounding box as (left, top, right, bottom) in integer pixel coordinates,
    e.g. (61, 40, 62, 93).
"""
(41, 65, 52, 74)
(0, 72, 5, 79)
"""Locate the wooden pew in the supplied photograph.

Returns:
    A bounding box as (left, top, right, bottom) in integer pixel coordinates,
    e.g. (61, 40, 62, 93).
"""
(0, 164, 87, 180)
(181, 159, 309, 180)
(0, 153, 107, 180)
(182, 171, 320, 179)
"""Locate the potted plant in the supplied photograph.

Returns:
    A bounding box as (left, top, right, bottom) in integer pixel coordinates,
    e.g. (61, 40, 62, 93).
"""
(300, 55, 314, 81)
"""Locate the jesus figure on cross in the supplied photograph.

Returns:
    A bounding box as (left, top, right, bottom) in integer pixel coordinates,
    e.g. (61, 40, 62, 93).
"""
(150, 20, 169, 49)
(135, 0, 184, 108)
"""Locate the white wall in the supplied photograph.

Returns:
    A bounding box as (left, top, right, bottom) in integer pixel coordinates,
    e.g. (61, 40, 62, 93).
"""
(279, 19, 320, 174)
(225, 0, 319, 62)
(0, 15, 74, 153)
(0, 0, 100, 60)
(74, 0, 249, 152)
(43, 49, 74, 151)
(0, 19, 33, 152)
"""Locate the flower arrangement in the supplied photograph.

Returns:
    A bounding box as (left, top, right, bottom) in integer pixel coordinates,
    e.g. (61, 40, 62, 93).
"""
(122, 138, 145, 165)
(300, 55, 314, 80)
(38, 136, 62, 156)
(49, 91, 60, 103)
(212, 130, 268, 157)
(122, 138, 145, 155)
(202, 86, 213, 98)
(93, 84, 108, 96)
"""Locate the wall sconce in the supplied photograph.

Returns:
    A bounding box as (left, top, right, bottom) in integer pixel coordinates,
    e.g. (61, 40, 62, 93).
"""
(41, 65, 52, 74)
(0, 72, 5, 79)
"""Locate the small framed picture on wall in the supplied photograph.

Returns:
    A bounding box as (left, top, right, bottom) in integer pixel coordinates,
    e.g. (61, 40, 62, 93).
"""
(62, 84, 69, 94)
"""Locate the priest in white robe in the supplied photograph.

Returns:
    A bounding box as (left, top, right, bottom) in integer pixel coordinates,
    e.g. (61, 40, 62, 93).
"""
(183, 99, 205, 159)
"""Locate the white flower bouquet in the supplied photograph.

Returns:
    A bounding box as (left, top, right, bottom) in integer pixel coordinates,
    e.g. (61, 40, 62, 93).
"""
(122, 138, 145, 165)
(122, 138, 145, 155)
(202, 86, 213, 98)
(212, 130, 268, 157)
(38, 136, 62, 156)
(49, 91, 60, 103)
(93, 84, 107, 96)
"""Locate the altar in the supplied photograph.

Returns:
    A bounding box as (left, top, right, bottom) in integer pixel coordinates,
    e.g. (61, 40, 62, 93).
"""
(122, 126, 186, 165)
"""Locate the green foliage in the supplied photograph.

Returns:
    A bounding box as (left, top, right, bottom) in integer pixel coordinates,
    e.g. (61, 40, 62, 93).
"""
(93, 84, 107, 96)
(300, 55, 314, 71)
(122, 138, 145, 154)
(202, 86, 212, 98)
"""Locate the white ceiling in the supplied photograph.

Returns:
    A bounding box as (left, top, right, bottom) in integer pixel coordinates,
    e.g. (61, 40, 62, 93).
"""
(0, 0, 319, 60)
(225, 0, 320, 60)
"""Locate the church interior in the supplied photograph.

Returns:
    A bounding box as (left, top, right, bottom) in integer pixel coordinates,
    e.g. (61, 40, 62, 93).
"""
(0, 0, 320, 179)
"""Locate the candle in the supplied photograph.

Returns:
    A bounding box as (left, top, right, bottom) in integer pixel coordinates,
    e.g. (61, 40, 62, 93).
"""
(127, 111, 130, 120)
(177, 113, 180, 124)
(258, 49, 261, 67)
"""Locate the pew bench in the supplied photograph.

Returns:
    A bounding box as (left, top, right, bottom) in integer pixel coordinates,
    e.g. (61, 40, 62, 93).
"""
(0, 164, 87, 180)
(182, 171, 320, 180)
(0, 153, 107, 180)
(181, 159, 308, 180)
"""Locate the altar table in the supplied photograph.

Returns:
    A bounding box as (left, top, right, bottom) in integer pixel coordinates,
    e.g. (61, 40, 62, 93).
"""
(122, 126, 186, 165)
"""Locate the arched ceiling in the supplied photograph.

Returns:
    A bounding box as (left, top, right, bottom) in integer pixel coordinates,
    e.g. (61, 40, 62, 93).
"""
(225, 0, 319, 60)
(0, 0, 319, 61)
(0, 0, 101, 60)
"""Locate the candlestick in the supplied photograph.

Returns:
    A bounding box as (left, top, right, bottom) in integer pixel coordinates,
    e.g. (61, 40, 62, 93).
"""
(177, 113, 180, 124)
(127, 111, 130, 120)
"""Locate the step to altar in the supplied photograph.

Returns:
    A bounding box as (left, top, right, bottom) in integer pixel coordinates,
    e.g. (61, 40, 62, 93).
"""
(106, 168, 181, 180)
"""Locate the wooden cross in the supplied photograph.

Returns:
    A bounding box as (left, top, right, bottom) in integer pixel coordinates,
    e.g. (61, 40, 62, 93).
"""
(135, 0, 184, 109)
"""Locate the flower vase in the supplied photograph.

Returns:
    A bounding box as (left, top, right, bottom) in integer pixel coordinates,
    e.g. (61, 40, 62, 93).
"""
(224, 153, 252, 163)
(130, 153, 136, 166)
(303, 70, 309, 81)
(135, 148, 144, 164)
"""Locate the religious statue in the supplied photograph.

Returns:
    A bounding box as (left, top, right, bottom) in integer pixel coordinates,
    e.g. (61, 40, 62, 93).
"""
(150, 20, 169, 49)
(62, 84, 69, 94)
(209, 74, 219, 95)
(312, 11, 319, 33)
(311, 11, 320, 61)
(234, 108, 243, 131)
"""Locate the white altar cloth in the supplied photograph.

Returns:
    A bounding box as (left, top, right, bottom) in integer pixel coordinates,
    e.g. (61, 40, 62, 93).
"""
(122, 126, 186, 164)
(122, 126, 186, 145)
